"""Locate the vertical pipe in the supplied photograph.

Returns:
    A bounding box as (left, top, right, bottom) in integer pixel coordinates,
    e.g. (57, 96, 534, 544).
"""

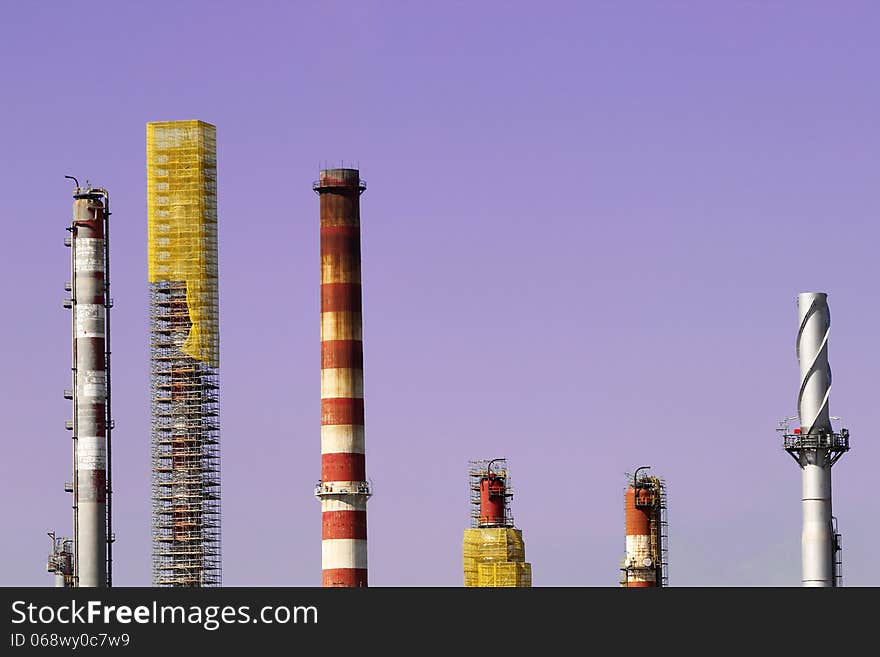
(796, 292, 834, 587)
(71, 192, 108, 588)
(99, 190, 112, 587)
(315, 168, 370, 587)
(801, 464, 832, 586)
(68, 220, 79, 585)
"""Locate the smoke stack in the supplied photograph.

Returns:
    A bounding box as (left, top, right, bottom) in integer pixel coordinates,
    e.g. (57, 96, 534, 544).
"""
(778, 292, 850, 586)
(620, 467, 667, 587)
(61, 180, 112, 588)
(313, 168, 371, 587)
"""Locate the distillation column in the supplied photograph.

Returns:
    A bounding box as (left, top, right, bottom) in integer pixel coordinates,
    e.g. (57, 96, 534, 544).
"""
(313, 168, 371, 587)
(67, 184, 111, 588)
(622, 486, 654, 587)
(620, 467, 666, 587)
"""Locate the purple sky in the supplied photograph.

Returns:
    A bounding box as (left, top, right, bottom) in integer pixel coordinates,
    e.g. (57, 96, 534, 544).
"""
(2, 1, 880, 586)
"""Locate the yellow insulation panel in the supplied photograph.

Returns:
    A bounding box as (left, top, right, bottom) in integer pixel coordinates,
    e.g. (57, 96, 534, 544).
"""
(478, 562, 532, 588)
(463, 528, 526, 562)
(147, 120, 219, 367)
(462, 528, 531, 588)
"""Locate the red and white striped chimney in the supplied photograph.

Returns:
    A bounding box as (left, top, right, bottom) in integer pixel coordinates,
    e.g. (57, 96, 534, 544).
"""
(313, 168, 370, 587)
(69, 185, 111, 588)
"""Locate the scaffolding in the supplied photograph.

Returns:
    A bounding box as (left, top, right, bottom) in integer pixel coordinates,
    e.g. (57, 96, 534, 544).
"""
(478, 562, 532, 587)
(46, 532, 74, 588)
(468, 459, 514, 528)
(832, 516, 843, 587)
(462, 528, 531, 587)
(147, 120, 219, 367)
(148, 120, 221, 586)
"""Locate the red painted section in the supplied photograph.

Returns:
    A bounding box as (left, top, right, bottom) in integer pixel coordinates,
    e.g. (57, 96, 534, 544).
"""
(322, 510, 367, 540)
(77, 338, 106, 369)
(73, 201, 104, 238)
(321, 398, 364, 426)
(479, 476, 507, 525)
(319, 194, 360, 229)
(625, 487, 652, 536)
(83, 470, 107, 503)
(322, 453, 366, 482)
(321, 283, 362, 312)
(320, 226, 360, 255)
(321, 340, 363, 369)
(322, 568, 368, 587)
(623, 486, 659, 588)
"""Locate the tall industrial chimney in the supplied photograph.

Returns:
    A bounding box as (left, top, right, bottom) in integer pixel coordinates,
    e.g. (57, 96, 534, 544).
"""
(313, 168, 371, 587)
(778, 292, 850, 586)
(147, 121, 221, 586)
(462, 459, 532, 587)
(58, 179, 112, 587)
(620, 467, 667, 587)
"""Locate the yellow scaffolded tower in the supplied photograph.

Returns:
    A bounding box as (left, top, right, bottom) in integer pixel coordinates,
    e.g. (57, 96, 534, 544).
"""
(147, 120, 221, 586)
(462, 459, 532, 587)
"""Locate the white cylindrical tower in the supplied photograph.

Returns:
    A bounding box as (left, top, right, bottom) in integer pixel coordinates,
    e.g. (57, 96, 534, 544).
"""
(787, 292, 849, 587)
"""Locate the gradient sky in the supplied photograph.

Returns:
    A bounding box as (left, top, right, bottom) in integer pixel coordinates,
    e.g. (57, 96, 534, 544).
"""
(2, 1, 879, 587)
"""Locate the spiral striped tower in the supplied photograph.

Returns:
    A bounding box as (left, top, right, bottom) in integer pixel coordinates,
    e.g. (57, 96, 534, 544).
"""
(779, 292, 850, 586)
(313, 168, 371, 587)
